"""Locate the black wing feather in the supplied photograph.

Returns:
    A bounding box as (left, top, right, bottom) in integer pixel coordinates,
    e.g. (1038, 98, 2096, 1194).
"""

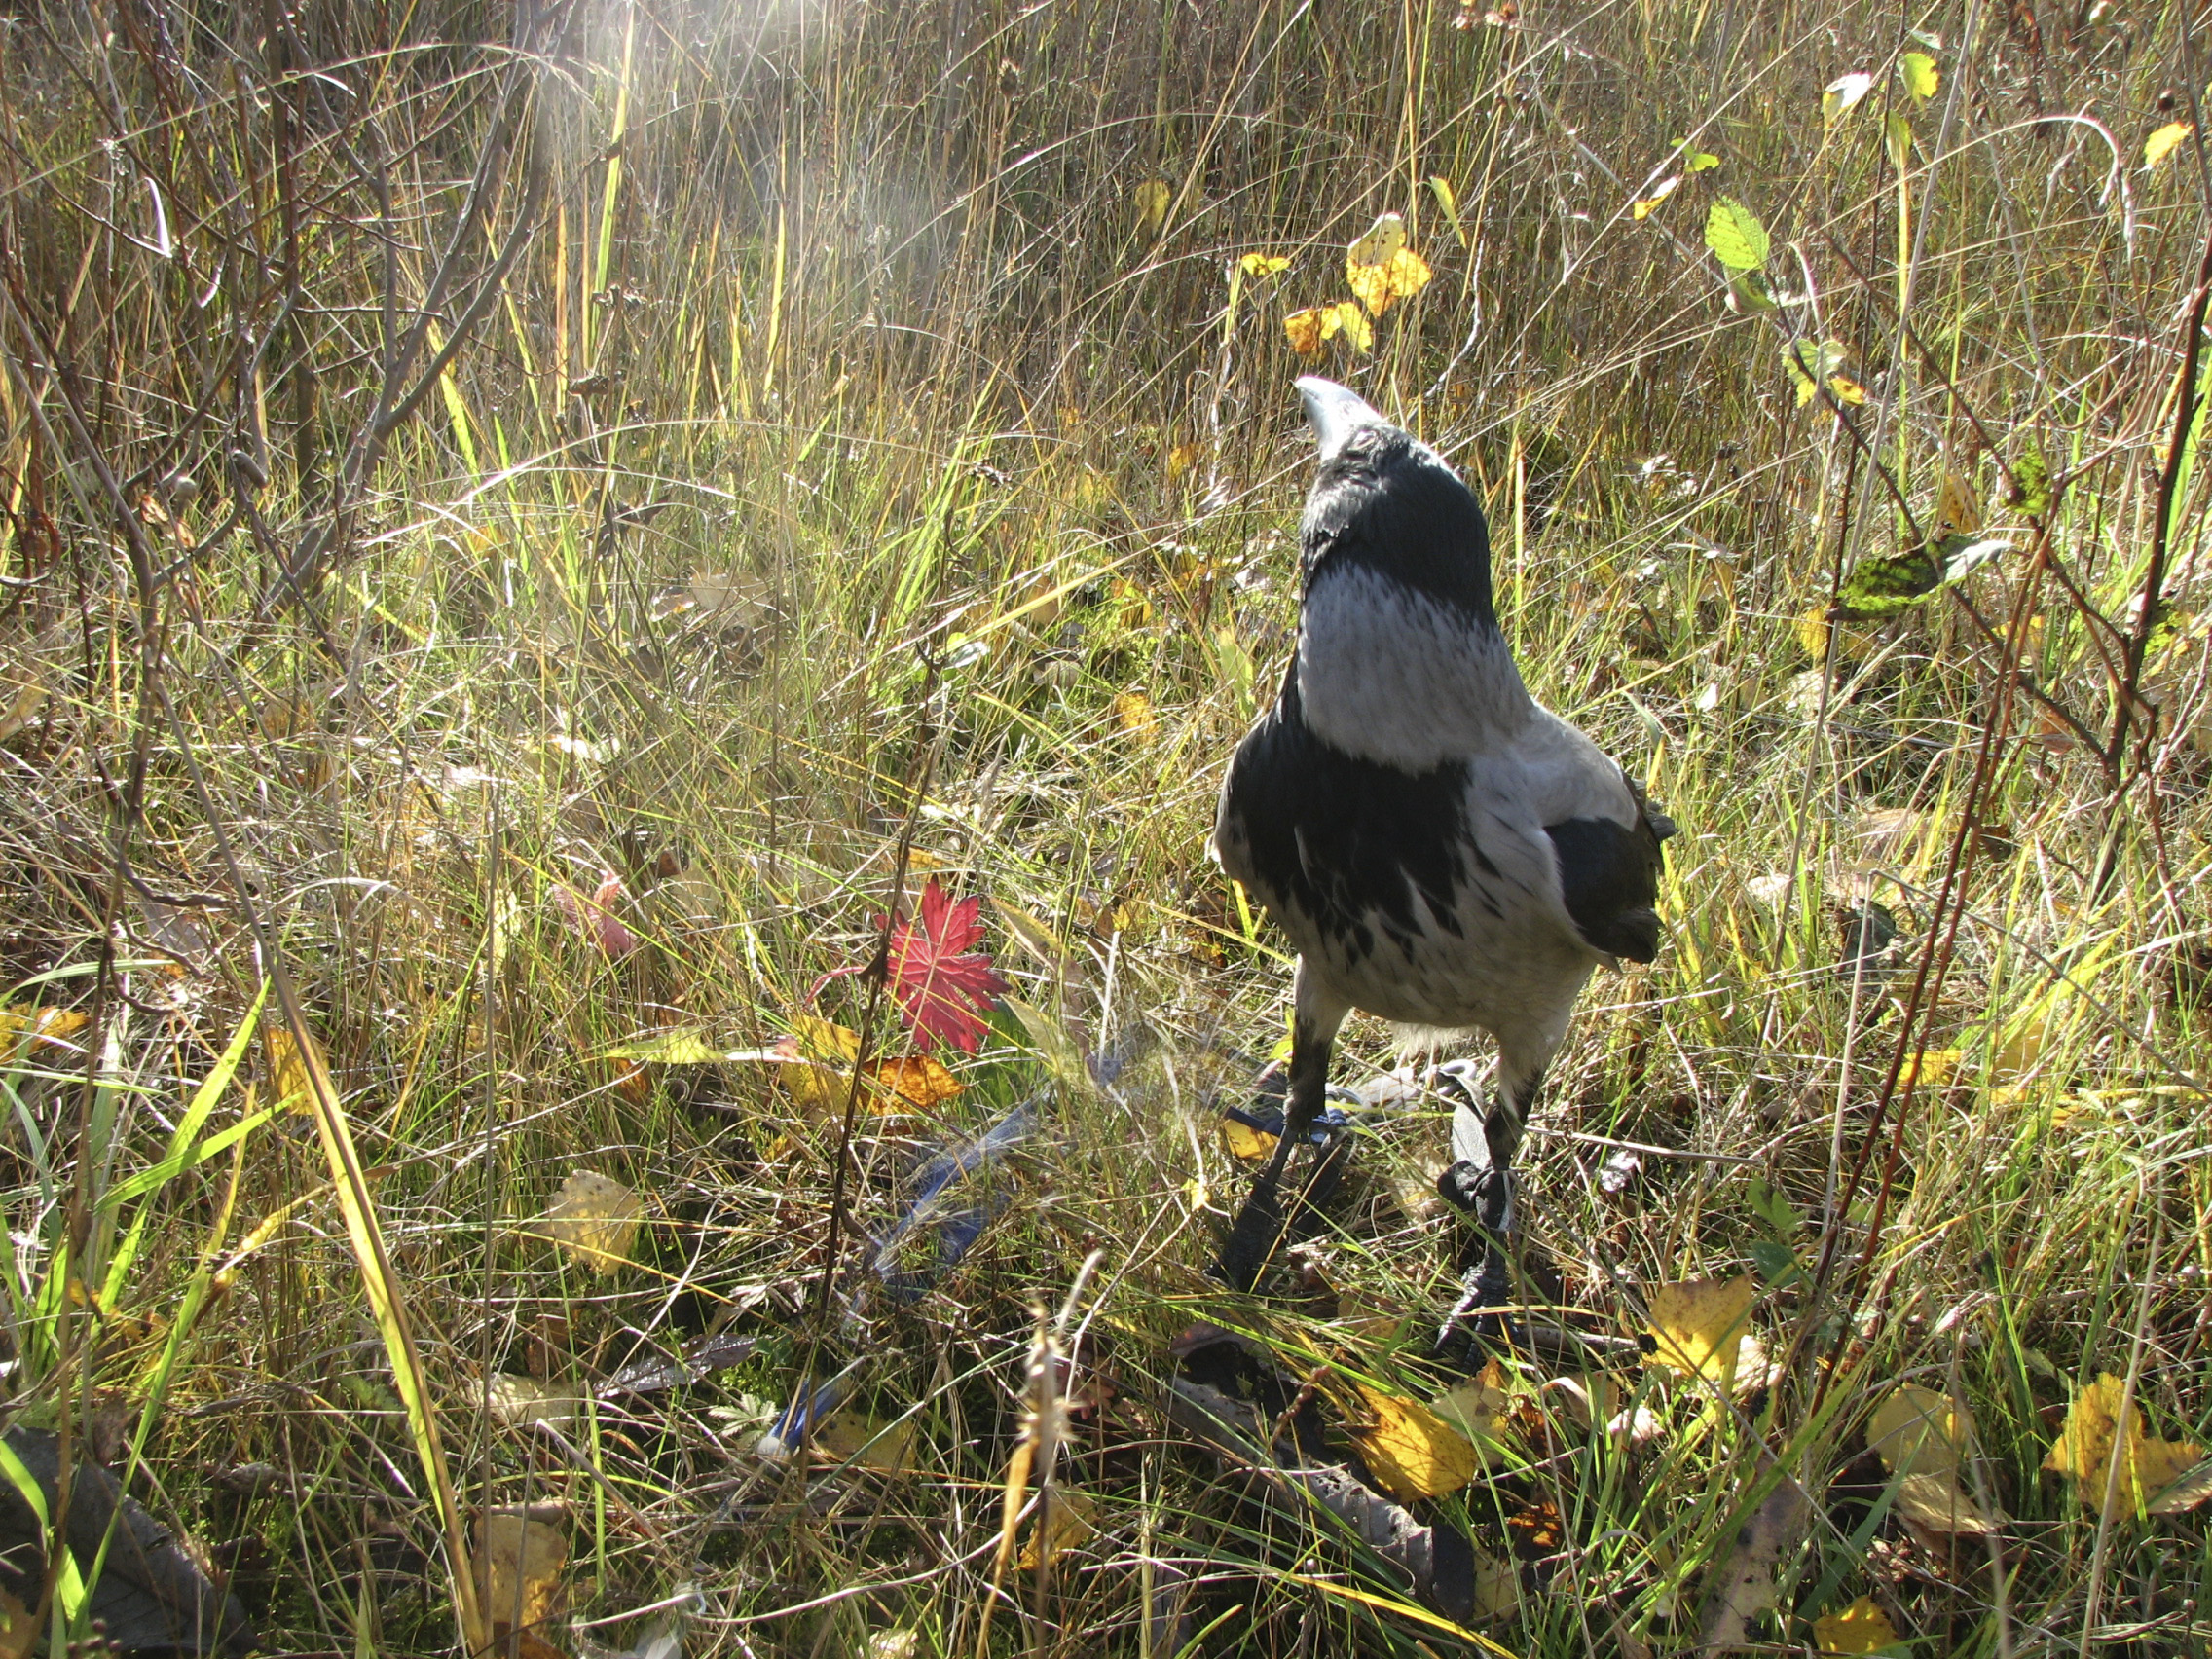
(1545, 779, 1673, 963)
(1218, 666, 1475, 968)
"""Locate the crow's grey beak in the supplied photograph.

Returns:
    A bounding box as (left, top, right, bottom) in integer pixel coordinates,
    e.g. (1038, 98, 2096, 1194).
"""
(1296, 375, 1382, 460)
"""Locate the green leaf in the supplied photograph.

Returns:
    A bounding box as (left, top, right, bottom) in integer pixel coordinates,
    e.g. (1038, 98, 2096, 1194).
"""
(1783, 340, 1849, 405)
(1727, 271, 1778, 313)
(1886, 112, 1913, 169)
(1748, 1238, 1806, 1289)
(2009, 448, 2052, 517)
(1705, 197, 1771, 271)
(1899, 52, 1938, 103)
(1747, 1178, 1797, 1238)
(1839, 534, 2010, 618)
(601, 1028, 732, 1063)
(1840, 546, 1944, 616)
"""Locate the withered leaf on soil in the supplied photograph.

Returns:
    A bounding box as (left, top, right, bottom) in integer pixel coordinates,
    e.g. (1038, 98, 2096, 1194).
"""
(1348, 1384, 1480, 1502)
(475, 1505, 567, 1634)
(1868, 1383, 1998, 1534)
(2045, 1373, 2208, 1520)
(1016, 1488, 1097, 1569)
(1645, 1275, 1759, 1384)
(533, 1170, 644, 1273)
(1813, 1594, 1899, 1654)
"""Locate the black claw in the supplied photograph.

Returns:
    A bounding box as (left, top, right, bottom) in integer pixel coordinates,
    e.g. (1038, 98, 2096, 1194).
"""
(1214, 1184, 1288, 1291)
(1434, 1255, 1519, 1369)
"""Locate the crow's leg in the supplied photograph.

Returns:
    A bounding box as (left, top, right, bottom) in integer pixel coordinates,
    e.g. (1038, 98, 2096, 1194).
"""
(1434, 1007, 1575, 1364)
(1216, 961, 1347, 1292)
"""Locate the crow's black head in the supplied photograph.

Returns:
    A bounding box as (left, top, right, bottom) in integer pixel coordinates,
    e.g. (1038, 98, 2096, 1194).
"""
(1295, 376, 1496, 626)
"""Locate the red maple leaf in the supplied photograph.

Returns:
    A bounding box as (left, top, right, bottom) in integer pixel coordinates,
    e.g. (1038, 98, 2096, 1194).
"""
(881, 878, 1009, 1052)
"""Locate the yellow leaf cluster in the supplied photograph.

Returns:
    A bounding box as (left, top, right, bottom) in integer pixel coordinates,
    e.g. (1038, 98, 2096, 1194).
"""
(1346, 212, 1433, 315)
(2045, 1373, 2210, 1521)
(1284, 301, 1374, 358)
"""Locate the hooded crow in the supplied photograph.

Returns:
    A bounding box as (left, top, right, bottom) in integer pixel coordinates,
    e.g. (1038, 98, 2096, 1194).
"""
(1212, 376, 1675, 1356)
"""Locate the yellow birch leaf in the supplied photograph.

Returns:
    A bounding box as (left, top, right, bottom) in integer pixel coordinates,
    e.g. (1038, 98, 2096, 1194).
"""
(534, 1170, 644, 1273)
(1240, 252, 1291, 276)
(1017, 1488, 1097, 1569)
(1814, 1595, 1899, 1654)
(2145, 121, 2194, 170)
(1131, 178, 1171, 234)
(1645, 1275, 1758, 1382)
(1349, 1385, 1480, 1502)
(474, 1506, 567, 1630)
(1284, 307, 1327, 357)
(1327, 300, 1376, 352)
(1112, 689, 1159, 742)
(1633, 175, 1681, 219)
(2046, 1372, 2208, 1521)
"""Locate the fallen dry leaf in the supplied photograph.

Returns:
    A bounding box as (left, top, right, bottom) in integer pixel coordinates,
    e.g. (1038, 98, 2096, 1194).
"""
(816, 1407, 920, 1476)
(1646, 1275, 1759, 1384)
(0, 1004, 90, 1056)
(1349, 1384, 1480, 1502)
(1017, 1488, 1098, 1569)
(1429, 1359, 1516, 1470)
(486, 1374, 580, 1431)
(1868, 1382, 1998, 1533)
(474, 1504, 568, 1631)
(2045, 1372, 2207, 1521)
(1112, 688, 1159, 743)
(1814, 1594, 1899, 1654)
(534, 1170, 644, 1273)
